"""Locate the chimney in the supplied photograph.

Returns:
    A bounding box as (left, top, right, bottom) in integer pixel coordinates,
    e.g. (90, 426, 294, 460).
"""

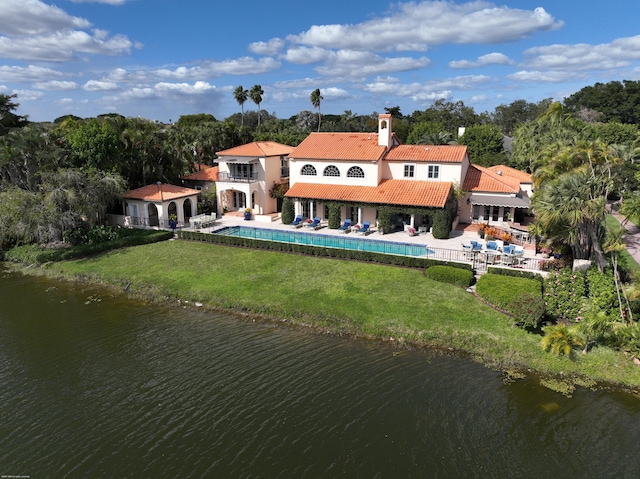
(378, 113, 392, 147)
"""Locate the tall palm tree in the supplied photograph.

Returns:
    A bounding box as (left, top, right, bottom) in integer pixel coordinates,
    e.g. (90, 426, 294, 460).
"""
(249, 85, 264, 127)
(233, 86, 248, 127)
(310, 88, 323, 132)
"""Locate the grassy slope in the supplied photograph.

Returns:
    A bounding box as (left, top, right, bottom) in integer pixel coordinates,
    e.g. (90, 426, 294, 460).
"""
(43, 240, 640, 391)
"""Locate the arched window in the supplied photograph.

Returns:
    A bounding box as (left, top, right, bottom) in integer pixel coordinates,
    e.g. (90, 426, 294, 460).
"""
(347, 166, 365, 178)
(323, 165, 340, 177)
(301, 164, 317, 176)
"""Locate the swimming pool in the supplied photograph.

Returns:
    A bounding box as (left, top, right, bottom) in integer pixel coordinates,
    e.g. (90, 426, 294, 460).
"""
(213, 226, 434, 257)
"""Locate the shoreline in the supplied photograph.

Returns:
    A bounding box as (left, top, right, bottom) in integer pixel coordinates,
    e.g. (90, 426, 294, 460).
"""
(5, 255, 640, 398)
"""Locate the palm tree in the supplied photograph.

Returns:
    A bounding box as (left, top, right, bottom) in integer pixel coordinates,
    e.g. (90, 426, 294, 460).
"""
(310, 88, 323, 132)
(541, 324, 584, 357)
(249, 85, 264, 127)
(532, 169, 609, 269)
(418, 131, 458, 145)
(233, 86, 248, 127)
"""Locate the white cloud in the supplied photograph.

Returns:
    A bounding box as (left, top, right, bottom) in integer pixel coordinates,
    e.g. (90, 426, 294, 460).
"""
(83, 80, 119, 91)
(110, 57, 282, 83)
(0, 65, 65, 82)
(248, 38, 285, 56)
(507, 70, 582, 83)
(522, 35, 640, 71)
(0, 0, 91, 35)
(34, 81, 78, 90)
(282, 46, 332, 65)
(449, 52, 514, 69)
(315, 51, 431, 79)
(11, 89, 44, 101)
(71, 0, 128, 4)
(0, 0, 136, 61)
(287, 2, 562, 52)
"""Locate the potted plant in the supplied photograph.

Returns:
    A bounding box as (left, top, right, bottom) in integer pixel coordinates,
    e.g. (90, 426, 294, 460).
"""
(168, 214, 177, 230)
(244, 208, 252, 220)
(485, 227, 498, 241)
(499, 231, 513, 245)
(477, 222, 487, 238)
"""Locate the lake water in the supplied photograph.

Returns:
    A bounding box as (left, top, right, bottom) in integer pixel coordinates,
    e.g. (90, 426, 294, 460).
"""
(1, 264, 639, 478)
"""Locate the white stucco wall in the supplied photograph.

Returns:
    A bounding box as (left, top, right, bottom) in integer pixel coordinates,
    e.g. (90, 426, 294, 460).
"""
(288, 159, 379, 187)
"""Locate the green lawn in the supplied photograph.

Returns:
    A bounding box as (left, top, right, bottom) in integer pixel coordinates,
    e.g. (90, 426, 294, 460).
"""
(40, 240, 640, 392)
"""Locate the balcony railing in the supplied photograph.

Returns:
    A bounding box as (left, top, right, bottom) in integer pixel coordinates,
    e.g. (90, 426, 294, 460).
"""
(218, 172, 259, 183)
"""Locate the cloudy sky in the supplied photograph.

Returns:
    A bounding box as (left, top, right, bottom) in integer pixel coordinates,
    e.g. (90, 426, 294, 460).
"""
(2, 0, 640, 123)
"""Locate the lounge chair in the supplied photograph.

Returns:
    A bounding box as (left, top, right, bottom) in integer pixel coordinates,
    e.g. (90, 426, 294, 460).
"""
(486, 241, 498, 251)
(356, 221, 370, 234)
(470, 241, 483, 252)
(338, 219, 351, 233)
(289, 215, 302, 227)
(305, 217, 321, 229)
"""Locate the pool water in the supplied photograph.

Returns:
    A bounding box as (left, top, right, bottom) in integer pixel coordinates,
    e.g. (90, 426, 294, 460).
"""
(214, 226, 434, 257)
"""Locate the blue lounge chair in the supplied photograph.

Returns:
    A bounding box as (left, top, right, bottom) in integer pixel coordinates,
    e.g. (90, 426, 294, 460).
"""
(338, 219, 351, 232)
(356, 221, 370, 234)
(289, 215, 302, 227)
(305, 217, 321, 228)
(470, 240, 483, 251)
(486, 241, 498, 251)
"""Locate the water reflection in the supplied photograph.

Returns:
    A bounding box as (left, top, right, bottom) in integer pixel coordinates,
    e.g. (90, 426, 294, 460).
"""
(0, 265, 639, 478)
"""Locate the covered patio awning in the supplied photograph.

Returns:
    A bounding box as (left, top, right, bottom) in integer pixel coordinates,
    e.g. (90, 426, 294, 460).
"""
(468, 193, 530, 208)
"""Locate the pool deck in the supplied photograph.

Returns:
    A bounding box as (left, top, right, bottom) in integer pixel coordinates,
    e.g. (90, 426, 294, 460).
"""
(189, 213, 543, 264)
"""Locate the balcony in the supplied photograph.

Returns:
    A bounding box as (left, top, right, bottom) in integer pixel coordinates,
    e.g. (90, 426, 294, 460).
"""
(218, 172, 259, 183)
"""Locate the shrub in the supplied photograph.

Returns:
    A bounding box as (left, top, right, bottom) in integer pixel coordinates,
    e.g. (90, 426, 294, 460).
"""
(585, 267, 618, 317)
(328, 203, 342, 229)
(425, 265, 473, 288)
(431, 210, 451, 239)
(543, 268, 587, 322)
(508, 292, 546, 329)
(475, 273, 542, 310)
(541, 324, 584, 357)
(280, 197, 295, 225)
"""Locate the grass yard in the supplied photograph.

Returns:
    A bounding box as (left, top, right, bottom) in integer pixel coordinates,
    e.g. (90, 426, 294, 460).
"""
(40, 239, 640, 391)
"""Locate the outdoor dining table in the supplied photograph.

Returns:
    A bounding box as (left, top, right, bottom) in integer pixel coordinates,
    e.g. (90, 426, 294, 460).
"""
(484, 250, 501, 264)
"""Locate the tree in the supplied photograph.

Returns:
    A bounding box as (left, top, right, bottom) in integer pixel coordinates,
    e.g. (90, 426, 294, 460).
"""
(310, 88, 323, 132)
(249, 85, 264, 127)
(233, 86, 249, 127)
(458, 124, 505, 167)
(531, 168, 610, 269)
(491, 98, 552, 136)
(563, 80, 640, 124)
(0, 94, 29, 135)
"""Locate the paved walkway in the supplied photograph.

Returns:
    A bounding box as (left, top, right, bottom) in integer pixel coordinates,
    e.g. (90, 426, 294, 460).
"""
(609, 203, 640, 266)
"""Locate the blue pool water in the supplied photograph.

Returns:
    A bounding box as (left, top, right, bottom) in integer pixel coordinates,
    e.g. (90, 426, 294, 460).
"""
(214, 226, 434, 257)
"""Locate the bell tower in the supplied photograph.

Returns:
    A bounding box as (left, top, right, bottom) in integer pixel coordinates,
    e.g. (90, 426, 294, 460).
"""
(378, 113, 392, 148)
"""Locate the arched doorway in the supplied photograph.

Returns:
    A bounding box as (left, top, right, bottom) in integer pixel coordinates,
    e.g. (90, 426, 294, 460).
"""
(183, 198, 193, 221)
(148, 203, 159, 227)
(168, 201, 178, 221)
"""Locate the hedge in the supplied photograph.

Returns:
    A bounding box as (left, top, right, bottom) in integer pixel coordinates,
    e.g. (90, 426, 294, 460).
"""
(4, 230, 173, 264)
(178, 229, 474, 271)
(425, 265, 474, 288)
(475, 273, 542, 310)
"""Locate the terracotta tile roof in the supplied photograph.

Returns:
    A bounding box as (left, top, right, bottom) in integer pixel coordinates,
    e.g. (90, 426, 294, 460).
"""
(384, 144, 467, 163)
(289, 132, 388, 161)
(285, 179, 452, 208)
(181, 165, 219, 181)
(486, 164, 532, 183)
(124, 183, 200, 201)
(216, 141, 293, 158)
(462, 165, 521, 193)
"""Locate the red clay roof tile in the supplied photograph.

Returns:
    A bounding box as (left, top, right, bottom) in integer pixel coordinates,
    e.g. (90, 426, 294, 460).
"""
(289, 133, 387, 161)
(462, 165, 521, 193)
(285, 179, 451, 208)
(385, 144, 467, 163)
(216, 141, 293, 157)
(124, 183, 200, 201)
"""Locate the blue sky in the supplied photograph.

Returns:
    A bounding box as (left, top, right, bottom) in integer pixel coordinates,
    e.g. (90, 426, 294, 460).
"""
(2, 0, 640, 123)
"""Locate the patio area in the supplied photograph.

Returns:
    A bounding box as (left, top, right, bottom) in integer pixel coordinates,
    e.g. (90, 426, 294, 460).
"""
(185, 213, 545, 273)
